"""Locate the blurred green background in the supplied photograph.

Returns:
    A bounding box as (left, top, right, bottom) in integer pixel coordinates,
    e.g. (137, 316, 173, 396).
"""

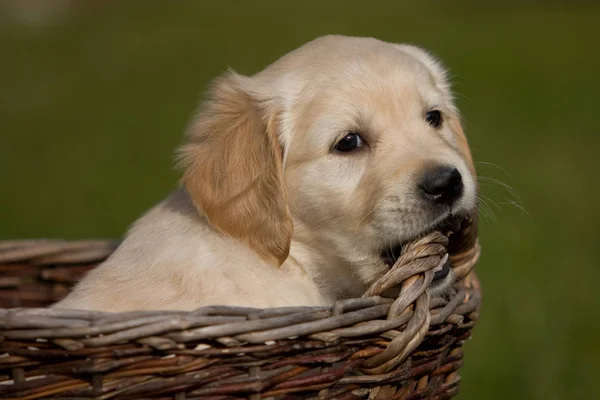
(1, 1, 599, 399)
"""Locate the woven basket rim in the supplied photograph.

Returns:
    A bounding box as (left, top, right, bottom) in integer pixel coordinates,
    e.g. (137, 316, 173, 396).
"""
(0, 219, 482, 399)
(0, 230, 480, 357)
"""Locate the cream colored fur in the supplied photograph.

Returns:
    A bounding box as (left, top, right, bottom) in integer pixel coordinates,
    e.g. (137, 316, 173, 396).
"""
(53, 35, 476, 312)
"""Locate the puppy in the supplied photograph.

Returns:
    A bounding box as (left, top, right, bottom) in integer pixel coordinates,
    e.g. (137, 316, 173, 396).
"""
(53, 35, 477, 312)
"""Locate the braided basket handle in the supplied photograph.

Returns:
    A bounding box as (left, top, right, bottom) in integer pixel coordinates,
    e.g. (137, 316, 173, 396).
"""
(359, 213, 480, 374)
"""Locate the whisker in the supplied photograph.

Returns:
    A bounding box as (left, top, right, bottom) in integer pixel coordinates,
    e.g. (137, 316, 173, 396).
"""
(479, 193, 503, 213)
(475, 199, 490, 221)
(475, 161, 514, 180)
(476, 196, 497, 223)
(477, 175, 526, 212)
(501, 198, 530, 216)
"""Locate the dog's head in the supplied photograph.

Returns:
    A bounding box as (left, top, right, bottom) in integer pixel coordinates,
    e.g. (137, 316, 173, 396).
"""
(178, 36, 477, 290)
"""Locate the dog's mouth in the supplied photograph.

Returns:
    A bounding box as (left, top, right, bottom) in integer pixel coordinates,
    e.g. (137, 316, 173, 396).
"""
(379, 216, 462, 282)
(432, 256, 451, 281)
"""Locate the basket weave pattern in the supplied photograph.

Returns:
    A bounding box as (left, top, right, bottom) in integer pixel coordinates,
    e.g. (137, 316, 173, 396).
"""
(0, 224, 481, 399)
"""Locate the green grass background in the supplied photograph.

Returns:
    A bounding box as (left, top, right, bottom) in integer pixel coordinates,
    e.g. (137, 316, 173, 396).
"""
(1, 1, 599, 399)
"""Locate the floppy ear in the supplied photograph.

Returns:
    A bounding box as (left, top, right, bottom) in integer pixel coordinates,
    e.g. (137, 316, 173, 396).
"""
(178, 72, 293, 266)
(448, 116, 476, 178)
(447, 116, 479, 260)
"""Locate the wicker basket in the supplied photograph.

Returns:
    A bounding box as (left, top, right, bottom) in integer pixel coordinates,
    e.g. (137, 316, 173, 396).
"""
(0, 216, 481, 400)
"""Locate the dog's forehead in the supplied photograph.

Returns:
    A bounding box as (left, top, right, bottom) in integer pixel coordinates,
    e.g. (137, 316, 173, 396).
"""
(260, 36, 453, 155)
(257, 36, 443, 101)
(297, 62, 446, 135)
(297, 45, 432, 90)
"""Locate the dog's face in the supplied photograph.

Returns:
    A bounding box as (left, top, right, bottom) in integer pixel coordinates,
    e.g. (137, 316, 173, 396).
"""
(179, 36, 477, 292)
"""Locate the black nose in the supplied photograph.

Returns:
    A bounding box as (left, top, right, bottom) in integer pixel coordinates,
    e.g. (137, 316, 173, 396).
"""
(418, 166, 464, 205)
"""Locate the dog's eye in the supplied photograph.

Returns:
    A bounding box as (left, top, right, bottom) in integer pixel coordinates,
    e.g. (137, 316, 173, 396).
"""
(334, 132, 364, 152)
(425, 110, 443, 128)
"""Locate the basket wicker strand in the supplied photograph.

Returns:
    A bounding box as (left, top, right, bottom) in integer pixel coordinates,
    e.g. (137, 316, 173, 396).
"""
(0, 218, 481, 400)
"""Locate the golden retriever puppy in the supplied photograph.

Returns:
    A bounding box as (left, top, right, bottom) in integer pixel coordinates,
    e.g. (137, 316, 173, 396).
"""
(53, 35, 477, 312)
